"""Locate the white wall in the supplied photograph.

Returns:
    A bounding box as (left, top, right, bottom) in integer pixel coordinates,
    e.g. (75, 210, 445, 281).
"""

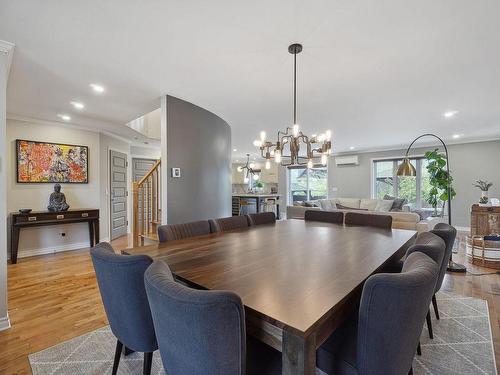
(0, 49, 9, 330)
(130, 145, 160, 159)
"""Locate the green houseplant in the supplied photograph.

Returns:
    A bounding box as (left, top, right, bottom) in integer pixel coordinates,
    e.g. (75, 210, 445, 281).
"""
(425, 149, 456, 217)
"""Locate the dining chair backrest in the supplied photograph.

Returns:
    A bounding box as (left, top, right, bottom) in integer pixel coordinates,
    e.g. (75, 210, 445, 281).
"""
(209, 215, 250, 233)
(144, 260, 246, 375)
(357, 251, 439, 374)
(304, 210, 344, 224)
(247, 212, 276, 226)
(430, 223, 457, 291)
(344, 212, 392, 229)
(90, 243, 157, 353)
(157, 220, 211, 242)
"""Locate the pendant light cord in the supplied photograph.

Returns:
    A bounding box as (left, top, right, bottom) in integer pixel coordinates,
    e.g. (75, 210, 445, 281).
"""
(293, 50, 297, 125)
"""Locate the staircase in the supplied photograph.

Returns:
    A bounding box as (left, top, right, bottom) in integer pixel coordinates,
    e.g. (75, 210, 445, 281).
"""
(132, 160, 161, 246)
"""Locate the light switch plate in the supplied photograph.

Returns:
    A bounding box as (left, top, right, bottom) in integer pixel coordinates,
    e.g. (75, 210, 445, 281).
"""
(171, 167, 181, 178)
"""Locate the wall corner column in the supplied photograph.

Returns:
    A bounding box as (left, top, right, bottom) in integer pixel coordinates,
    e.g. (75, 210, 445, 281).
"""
(160, 95, 168, 224)
(0, 40, 15, 331)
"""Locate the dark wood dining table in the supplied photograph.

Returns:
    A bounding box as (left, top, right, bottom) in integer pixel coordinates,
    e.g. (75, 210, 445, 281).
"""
(126, 219, 417, 374)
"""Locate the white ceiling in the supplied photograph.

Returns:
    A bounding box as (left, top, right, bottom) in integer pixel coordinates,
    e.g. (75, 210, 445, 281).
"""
(1, 0, 500, 160)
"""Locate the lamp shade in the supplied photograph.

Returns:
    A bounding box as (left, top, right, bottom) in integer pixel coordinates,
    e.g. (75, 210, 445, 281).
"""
(396, 158, 416, 176)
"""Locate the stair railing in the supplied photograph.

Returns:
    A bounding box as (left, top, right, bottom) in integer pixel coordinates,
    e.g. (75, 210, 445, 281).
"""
(132, 160, 161, 246)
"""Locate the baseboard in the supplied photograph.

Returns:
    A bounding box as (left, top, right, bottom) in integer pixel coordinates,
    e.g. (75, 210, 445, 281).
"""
(0, 314, 11, 331)
(13, 237, 110, 260)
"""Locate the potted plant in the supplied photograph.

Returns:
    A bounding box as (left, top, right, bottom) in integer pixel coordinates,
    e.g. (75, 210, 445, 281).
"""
(425, 149, 456, 217)
(473, 180, 493, 204)
(254, 180, 264, 193)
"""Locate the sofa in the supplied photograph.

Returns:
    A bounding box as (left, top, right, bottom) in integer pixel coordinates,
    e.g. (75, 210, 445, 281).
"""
(287, 197, 429, 232)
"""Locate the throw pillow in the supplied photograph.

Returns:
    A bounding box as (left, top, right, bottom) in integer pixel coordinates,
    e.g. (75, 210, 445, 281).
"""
(303, 201, 318, 207)
(383, 194, 408, 211)
(375, 199, 394, 212)
(318, 199, 333, 211)
(336, 203, 368, 211)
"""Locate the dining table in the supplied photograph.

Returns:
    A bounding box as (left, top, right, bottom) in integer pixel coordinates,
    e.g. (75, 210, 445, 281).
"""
(125, 219, 417, 374)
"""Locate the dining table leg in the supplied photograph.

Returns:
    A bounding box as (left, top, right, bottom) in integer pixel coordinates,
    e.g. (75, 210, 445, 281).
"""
(282, 329, 316, 375)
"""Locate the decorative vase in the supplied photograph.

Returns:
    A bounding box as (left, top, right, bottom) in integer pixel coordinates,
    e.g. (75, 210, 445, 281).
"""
(480, 191, 489, 205)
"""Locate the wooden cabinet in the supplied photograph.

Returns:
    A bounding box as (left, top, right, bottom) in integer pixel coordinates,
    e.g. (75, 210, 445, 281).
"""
(471, 204, 500, 236)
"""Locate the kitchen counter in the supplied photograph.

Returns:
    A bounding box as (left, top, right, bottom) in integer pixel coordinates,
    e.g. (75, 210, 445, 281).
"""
(232, 194, 280, 198)
(231, 194, 280, 218)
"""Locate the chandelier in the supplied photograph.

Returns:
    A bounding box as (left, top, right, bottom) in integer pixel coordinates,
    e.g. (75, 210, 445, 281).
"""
(237, 153, 261, 183)
(254, 43, 332, 169)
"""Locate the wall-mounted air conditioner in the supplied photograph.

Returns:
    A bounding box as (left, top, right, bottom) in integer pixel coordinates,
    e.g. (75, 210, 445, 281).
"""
(335, 156, 359, 166)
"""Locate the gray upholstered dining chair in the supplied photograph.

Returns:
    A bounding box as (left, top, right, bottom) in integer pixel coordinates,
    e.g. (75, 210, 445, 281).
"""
(157, 220, 211, 242)
(304, 210, 344, 224)
(144, 260, 281, 375)
(397, 231, 446, 339)
(316, 251, 440, 375)
(247, 212, 276, 225)
(344, 212, 393, 229)
(209, 215, 250, 233)
(429, 223, 457, 321)
(90, 243, 157, 375)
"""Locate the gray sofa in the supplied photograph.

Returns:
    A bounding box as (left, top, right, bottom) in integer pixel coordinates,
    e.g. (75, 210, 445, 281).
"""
(287, 197, 429, 232)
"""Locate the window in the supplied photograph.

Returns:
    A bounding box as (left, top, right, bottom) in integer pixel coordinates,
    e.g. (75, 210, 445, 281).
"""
(288, 166, 327, 203)
(372, 157, 438, 212)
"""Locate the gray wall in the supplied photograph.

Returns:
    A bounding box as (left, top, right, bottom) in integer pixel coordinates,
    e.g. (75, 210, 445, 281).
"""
(0, 52, 8, 328)
(328, 140, 500, 227)
(166, 95, 231, 224)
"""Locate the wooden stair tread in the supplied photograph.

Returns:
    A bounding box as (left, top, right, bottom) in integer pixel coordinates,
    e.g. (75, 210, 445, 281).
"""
(140, 233, 159, 242)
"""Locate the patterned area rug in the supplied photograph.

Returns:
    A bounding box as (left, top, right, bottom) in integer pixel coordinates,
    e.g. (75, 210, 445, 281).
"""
(29, 292, 496, 375)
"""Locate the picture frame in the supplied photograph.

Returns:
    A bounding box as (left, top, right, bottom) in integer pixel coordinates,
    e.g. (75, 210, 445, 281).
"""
(16, 139, 89, 183)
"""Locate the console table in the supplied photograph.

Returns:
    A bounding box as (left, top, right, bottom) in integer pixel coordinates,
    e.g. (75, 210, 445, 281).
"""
(9, 209, 100, 264)
(467, 204, 500, 268)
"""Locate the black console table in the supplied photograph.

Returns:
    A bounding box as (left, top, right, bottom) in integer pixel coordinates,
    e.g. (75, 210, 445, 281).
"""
(9, 209, 100, 264)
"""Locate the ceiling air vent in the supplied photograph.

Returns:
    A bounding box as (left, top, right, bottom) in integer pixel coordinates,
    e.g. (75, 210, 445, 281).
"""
(335, 156, 359, 166)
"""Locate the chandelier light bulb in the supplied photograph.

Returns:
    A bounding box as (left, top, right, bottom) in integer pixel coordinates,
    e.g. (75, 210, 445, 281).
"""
(265, 160, 271, 169)
(270, 149, 275, 156)
(326, 130, 332, 141)
(260, 131, 266, 142)
(293, 124, 300, 137)
(237, 166, 243, 172)
(253, 174, 259, 181)
(317, 134, 325, 142)
(321, 154, 328, 165)
(253, 140, 262, 147)
(249, 162, 255, 169)
(275, 150, 282, 163)
(244, 176, 249, 183)
(307, 159, 313, 169)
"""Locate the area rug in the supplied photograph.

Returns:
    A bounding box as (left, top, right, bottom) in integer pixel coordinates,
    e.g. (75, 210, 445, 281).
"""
(29, 291, 497, 375)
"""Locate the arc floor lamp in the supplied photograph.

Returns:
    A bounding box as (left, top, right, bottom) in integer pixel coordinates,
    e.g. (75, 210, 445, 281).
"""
(397, 133, 466, 273)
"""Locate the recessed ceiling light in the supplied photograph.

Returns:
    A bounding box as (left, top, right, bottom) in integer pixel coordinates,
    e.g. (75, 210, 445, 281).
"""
(57, 114, 71, 121)
(90, 83, 105, 93)
(452, 133, 463, 139)
(349, 146, 355, 150)
(233, 148, 237, 152)
(443, 110, 458, 118)
(70, 101, 85, 110)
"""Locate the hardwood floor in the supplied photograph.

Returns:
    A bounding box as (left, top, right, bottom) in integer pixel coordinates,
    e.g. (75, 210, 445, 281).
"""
(0, 234, 498, 374)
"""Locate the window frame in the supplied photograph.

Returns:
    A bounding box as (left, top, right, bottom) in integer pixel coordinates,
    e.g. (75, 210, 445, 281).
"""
(371, 155, 428, 209)
(287, 164, 328, 205)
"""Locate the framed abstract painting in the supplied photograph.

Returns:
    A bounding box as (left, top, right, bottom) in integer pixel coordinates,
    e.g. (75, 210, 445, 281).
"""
(16, 139, 89, 183)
